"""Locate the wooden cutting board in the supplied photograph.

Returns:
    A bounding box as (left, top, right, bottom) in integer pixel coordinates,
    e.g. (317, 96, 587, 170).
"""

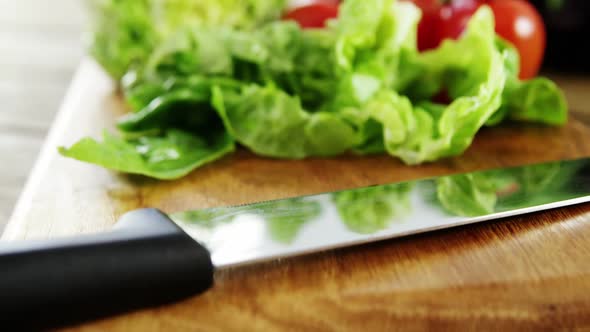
(4, 59, 590, 331)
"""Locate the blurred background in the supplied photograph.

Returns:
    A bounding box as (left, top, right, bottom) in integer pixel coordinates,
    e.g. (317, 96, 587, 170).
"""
(531, 0, 590, 73)
(0, 0, 84, 222)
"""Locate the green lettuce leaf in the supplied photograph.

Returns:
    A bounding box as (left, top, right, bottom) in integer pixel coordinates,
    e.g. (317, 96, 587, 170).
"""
(155, 0, 287, 31)
(117, 76, 242, 134)
(487, 36, 568, 126)
(287, 29, 339, 109)
(87, 0, 158, 79)
(118, 87, 212, 133)
(87, 0, 287, 80)
(369, 7, 506, 164)
(144, 27, 234, 78)
(334, 0, 392, 71)
(501, 77, 568, 125)
(212, 84, 358, 158)
(329, 0, 421, 109)
(59, 129, 234, 180)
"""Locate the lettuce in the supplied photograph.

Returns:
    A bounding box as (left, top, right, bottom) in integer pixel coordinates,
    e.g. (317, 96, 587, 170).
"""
(212, 85, 358, 158)
(61, 0, 569, 180)
(334, 0, 392, 71)
(500, 77, 568, 125)
(88, 0, 287, 79)
(486, 36, 568, 126)
(59, 129, 234, 180)
(370, 7, 506, 164)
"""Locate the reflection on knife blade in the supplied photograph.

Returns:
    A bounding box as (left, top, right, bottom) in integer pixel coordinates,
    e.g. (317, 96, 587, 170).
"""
(173, 158, 590, 268)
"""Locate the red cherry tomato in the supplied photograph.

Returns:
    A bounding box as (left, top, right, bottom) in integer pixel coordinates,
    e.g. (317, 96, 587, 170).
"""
(487, 0, 546, 79)
(282, 3, 339, 29)
(404, 0, 481, 51)
(435, 0, 481, 44)
(412, 0, 441, 51)
(404, 0, 546, 79)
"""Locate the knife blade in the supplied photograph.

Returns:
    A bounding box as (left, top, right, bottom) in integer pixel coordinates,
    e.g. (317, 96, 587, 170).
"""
(2, 157, 590, 329)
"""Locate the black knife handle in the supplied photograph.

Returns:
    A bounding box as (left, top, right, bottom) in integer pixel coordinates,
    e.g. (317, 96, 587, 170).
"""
(0, 208, 214, 330)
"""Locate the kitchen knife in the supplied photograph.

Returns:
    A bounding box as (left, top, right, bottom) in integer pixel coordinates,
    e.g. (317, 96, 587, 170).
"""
(1, 157, 590, 329)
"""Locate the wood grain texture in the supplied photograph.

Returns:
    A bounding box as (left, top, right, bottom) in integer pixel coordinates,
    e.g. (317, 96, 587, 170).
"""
(4, 60, 590, 331)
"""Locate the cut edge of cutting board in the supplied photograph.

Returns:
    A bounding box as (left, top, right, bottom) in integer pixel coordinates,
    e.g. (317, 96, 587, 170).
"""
(2, 59, 111, 239)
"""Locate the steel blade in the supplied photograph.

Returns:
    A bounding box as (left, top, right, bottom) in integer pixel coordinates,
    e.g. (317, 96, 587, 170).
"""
(171, 157, 590, 268)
